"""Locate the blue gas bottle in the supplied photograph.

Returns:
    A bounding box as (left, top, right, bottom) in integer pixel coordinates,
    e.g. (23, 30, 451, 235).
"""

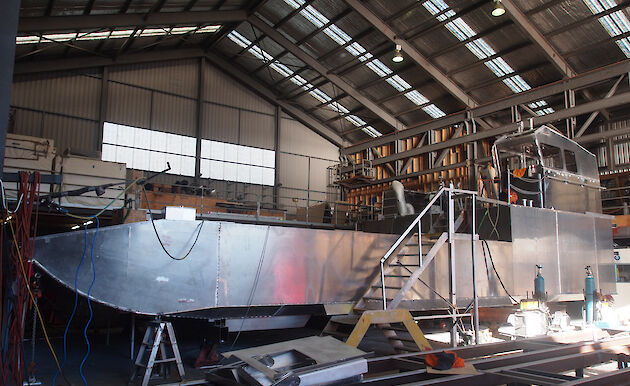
(585, 265, 595, 324)
(534, 265, 545, 300)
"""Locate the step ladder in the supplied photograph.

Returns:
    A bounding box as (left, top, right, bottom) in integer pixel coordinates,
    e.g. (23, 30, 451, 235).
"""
(323, 312, 431, 353)
(130, 320, 185, 386)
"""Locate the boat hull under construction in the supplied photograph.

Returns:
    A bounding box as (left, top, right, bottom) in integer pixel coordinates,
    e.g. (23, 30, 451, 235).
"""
(33, 208, 616, 319)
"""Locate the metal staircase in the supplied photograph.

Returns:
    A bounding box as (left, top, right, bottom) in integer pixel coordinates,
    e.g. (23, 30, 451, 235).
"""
(354, 186, 480, 346)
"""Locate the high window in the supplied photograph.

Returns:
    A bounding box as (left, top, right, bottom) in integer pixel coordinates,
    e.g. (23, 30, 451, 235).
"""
(200, 139, 275, 186)
(102, 122, 196, 176)
(102, 122, 275, 186)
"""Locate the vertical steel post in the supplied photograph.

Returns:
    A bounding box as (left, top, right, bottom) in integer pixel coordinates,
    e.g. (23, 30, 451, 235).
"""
(274, 106, 281, 209)
(97, 66, 109, 151)
(131, 313, 136, 360)
(0, 0, 20, 173)
(507, 169, 511, 204)
(471, 194, 479, 344)
(194, 57, 204, 182)
(448, 188, 458, 347)
(418, 220, 423, 267)
(381, 261, 387, 310)
(538, 174, 544, 208)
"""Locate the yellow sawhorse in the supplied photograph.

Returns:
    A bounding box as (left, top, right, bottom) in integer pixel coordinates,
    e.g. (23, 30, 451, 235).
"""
(345, 309, 433, 352)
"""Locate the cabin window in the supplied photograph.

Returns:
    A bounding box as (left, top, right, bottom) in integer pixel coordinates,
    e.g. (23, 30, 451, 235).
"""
(564, 150, 578, 173)
(540, 144, 563, 170)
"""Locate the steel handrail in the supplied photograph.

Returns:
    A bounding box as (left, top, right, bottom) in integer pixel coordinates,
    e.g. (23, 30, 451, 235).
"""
(380, 187, 445, 265)
(379, 186, 477, 311)
(379, 187, 446, 311)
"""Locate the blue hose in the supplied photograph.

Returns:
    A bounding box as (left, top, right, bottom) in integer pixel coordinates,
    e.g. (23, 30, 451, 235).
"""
(79, 216, 99, 386)
(52, 225, 88, 386)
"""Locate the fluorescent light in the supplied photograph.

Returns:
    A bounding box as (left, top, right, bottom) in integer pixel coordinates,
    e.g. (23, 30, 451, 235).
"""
(84, 220, 93, 226)
(71, 225, 80, 230)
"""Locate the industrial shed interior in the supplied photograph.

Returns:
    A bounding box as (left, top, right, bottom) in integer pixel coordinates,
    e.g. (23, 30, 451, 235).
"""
(6, 0, 630, 384)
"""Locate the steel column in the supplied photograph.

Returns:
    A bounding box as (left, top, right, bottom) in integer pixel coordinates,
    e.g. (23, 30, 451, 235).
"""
(97, 66, 109, 151)
(471, 194, 479, 345)
(0, 0, 20, 172)
(194, 56, 204, 181)
(274, 106, 281, 208)
(447, 188, 457, 347)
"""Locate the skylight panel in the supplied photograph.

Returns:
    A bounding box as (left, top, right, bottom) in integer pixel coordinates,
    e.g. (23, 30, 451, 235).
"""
(423, 0, 552, 110)
(424, 104, 447, 118)
(16, 26, 219, 45)
(227, 30, 382, 137)
(284, 0, 446, 119)
(405, 90, 430, 105)
(583, 0, 630, 58)
(16, 36, 40, 44)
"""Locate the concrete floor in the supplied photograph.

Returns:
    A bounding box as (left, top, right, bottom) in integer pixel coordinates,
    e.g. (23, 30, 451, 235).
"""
(25, 323, 329, 386)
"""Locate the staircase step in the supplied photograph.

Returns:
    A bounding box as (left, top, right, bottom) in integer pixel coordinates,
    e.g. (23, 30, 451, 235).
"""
(363, 296, 393, 301)
(371, 285, 403, 290)
(390, 263, 420, 268)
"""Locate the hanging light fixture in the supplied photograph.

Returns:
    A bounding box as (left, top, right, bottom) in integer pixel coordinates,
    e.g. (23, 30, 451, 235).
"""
(392, 44, 404, 63)
(492, 0, 506, 17)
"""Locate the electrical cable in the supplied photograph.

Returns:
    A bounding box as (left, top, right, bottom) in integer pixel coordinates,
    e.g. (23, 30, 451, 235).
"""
(52, 224, 89, 386)
(0, 179, 23, 215)
(481, 239, 517, 304)
(141, 185, 204, 260)
(6, 220, 69, 385)
(59, 176, 144, 221)
(79, 217, 99, 386)
(229, 226, 270, 351)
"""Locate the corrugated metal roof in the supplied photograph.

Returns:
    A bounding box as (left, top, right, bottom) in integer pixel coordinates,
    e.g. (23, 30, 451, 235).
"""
(14, 0, 630, 145)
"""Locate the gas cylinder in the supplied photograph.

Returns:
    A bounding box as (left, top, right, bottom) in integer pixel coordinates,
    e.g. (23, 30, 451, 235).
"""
(534, 265, 545, 301)
(585, 265, 595, 324)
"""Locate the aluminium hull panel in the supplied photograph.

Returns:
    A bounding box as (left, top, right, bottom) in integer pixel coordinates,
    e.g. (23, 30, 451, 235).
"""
(33, 220, 398, 315)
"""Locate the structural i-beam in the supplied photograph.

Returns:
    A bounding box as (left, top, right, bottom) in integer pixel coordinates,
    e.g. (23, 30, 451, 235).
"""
(344, 0, 479, 109)
(342, 59, 630, 155)
(248, 15, 408, 132)
(18, 10, 248, 33)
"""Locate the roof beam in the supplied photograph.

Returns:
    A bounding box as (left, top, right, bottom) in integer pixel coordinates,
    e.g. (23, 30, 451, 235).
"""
(343, 90, 630, 171)
(18, 10, 247, 33)
(205, 51, 345, 147)
(12, 46, 344, 146)
(14, 48, 205, 75)
(248, 14, 408, 132)
(345, 0, 478, 109)
(342, 59, 630, 154)
(501, 0, 611, 119)
(501, 0, 575, 78)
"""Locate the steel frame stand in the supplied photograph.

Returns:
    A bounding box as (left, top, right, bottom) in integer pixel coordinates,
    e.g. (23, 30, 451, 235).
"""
(130, 320, 185, 386)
